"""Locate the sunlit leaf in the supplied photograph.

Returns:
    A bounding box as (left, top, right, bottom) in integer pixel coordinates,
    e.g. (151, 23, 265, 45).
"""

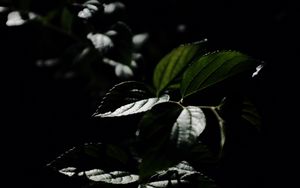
(87, 33, 114, 54)
(6, 11, 37, 26)
(95, 95, 169, 118)
(153, 40, 207, 95)
(139, 161, 218, 188)
(59, 167, 77, 177)
(84, 169, 139, 184)
(181, 51, 259, 97)
(170, 106, 206, 149)
(93, 81, 155, 116)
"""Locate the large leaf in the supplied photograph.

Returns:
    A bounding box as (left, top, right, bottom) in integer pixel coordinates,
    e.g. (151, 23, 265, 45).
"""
(139, 161, 218, 188)
(95, 94, 170, 117)
(153, 40, 207, 95)
(93, 81, 154, 116)
(181, 51, 259, 98)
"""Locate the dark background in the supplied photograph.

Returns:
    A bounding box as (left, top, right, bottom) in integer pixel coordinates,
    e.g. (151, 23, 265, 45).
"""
(1, 0, 298, 187)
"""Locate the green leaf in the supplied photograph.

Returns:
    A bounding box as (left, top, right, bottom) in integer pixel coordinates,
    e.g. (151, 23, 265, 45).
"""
(93, 81, 155, 116)
(181, 51, 259, 98)
(94, 95, 170, 117)
(84, 169, 139, 184)
(170, 106, 206, 149)
(153, 40, 207, 95)
(139, 161, 218, 188)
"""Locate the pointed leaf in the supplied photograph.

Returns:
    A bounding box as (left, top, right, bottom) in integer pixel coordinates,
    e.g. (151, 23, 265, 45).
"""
(48, 143, 130, 172)
(170, 106, 206, 149)
(181, 51, 259, 97)
(93, 81, 154, 116)
(84, 169, 139, 184)
(153, 40, 207, 95)
(95, 95, 169, 117)
(242, 98, 261, 130)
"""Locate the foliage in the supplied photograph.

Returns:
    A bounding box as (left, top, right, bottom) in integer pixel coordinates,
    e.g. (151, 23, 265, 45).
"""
(1, 0, 264, 187)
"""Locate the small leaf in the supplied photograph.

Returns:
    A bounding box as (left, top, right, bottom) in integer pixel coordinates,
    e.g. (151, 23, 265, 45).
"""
(153, 40, 207, 95)
(170, 106, 206, 149)
(95, 95, 169, 117)
(85, 169, 139, 184)
(59, 167, 77, 177)
(94, 81, 154, 116)
(181, 51, 259, 97)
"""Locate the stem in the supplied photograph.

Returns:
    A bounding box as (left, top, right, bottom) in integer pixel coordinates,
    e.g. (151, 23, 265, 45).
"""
(210, 107, 226, 158)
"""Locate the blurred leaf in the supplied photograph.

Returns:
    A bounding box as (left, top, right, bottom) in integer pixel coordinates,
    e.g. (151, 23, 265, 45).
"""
(87, 32, 114, 54)
(61, 7, 73, 33)
(107, 22, 133, 66)
(153, 40, 207, 95)
(6, 11, 37, 26)
(93, 81, 155, 116)
(181, 51, 259, 98)
(94, 95, 169, 118)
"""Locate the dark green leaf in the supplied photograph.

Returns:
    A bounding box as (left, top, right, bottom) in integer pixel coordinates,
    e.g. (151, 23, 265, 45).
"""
(153, 40, 207, 95)
(242, 97, 261, 130)
(181, 51, 259, 98)
(107, 22, 133, 66)
(94, 95, 170, 117)
(61, 7, 73, 33)
(93, 81, 154, 116)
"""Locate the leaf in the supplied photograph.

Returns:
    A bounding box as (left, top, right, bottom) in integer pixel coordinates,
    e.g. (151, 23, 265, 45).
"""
(47, 143, 130, 172)
(106, 22, 133, 66)
(181, 51, 259, 98)
(93, 81, 154, 116)
(61, 7, 73, 33)
(95, 95, 169, 118)
(139, 161, 218, 188)
(242, 97, 261, 130)
(153, 40, 207, 95)
(84, 169, 139, 184)
(137, 103, 207, 179)
(170, 106, 206, 149)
